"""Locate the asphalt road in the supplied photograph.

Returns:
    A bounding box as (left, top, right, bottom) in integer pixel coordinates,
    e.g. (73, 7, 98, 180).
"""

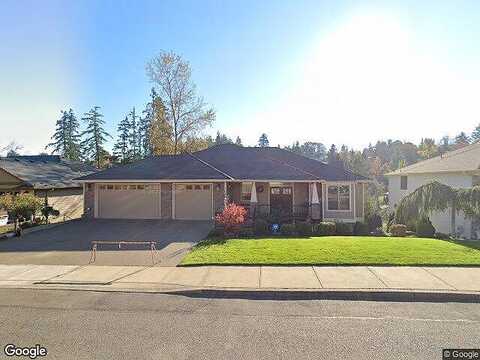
(0, 289, 479, 360)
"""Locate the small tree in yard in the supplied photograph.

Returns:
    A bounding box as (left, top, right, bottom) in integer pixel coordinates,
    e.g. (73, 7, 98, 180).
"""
(215, 203, 247, 236)
(0, 194, 43, 233)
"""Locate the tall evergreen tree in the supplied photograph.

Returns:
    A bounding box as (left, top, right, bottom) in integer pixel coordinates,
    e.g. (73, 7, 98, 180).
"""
(471, 123, 480, 143)
(139, 88, 159, 157)
(65, 109, 81, 161)
(113, 116, 131, 164)
(128, 107, 140, 160)
(46, 110, 69, 155)
(454, 132, 470, 149)
(258, 133, 269, 147)
(80, 106, 111, 168)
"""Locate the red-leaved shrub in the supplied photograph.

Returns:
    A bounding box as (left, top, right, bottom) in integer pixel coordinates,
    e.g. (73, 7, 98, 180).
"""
(215, 203, 247, 235)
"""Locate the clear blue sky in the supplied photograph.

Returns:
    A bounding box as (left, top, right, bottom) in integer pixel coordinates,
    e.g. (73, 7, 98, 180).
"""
(1, 0, 480, 154)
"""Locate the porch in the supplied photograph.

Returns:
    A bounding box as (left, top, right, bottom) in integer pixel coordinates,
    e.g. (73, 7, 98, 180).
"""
(215, 181, 365, 224)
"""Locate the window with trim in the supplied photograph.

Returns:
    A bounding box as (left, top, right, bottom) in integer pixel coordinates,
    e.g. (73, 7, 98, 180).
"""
(241, 182, 252, 202)
(327, 185, 350, 210)
(400, 176, 408, 190)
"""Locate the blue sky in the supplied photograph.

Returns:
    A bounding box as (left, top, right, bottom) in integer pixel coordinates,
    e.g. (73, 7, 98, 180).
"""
(1, 0, 480, 154)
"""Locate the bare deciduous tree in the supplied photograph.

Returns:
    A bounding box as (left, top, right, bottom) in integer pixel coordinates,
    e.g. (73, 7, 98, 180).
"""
(146, 51, 215, 154)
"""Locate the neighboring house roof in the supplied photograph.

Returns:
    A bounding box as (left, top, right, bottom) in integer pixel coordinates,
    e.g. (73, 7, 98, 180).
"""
(386, 142, 480, 176)
(0, 155, 96, 189)
(78, 144, 368, 182)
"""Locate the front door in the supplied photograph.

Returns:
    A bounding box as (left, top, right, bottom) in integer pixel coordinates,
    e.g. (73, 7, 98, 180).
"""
(270, 186, 293, 219)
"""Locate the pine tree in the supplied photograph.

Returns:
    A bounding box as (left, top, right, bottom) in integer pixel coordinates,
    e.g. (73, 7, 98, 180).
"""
(258, 133, 269, 147)
(454, 132, 470, 149)
(139, 88, 158, 157)
(80, 106, 111, 168)
(65, 109, 81, 161)
(128, 107, 140, 160)
(46, 110, 69, 155)
(113, 116, 131, 164)
(235, 136, 242, 146)
(471, 123, 480, 143)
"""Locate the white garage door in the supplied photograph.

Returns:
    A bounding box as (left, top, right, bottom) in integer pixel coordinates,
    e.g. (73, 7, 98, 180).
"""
(174, 183, 213, 220)
(97, 184, 161, 219)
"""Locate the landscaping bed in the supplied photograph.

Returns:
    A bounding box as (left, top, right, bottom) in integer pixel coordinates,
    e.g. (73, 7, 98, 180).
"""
(181, 236, 480, 266)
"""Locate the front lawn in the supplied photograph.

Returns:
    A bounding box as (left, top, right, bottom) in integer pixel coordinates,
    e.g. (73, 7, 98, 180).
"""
(181, 236, 480, 266)
(0, 224, 14, 235)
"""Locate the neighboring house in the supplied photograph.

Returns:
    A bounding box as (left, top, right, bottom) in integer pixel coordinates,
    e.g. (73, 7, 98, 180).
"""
(77, 144, 369, 222)
(386, 142, 480, 239)
(0, 155, 96, 221)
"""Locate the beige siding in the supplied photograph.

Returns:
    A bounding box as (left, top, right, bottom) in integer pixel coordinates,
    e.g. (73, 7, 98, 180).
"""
(355, 183, 364, 219)
(161, 183, 172, 219)
(0, 168, 23, 191)
(84, 184, 95, 218)
(322, 182, 355, 222)
(213, 182, 225, 215)
(293, 183, 308, 207)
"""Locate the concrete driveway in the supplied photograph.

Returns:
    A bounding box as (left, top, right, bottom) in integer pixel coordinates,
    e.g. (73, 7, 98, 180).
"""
(0, 219, 213, 266)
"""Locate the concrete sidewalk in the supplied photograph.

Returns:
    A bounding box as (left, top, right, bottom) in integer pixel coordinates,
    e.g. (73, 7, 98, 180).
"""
(0, 264, 479, 295)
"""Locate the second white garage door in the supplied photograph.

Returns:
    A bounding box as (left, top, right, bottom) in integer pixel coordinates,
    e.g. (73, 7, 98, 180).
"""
(97, 183, 161, 219)
(174, 183, 213, 220)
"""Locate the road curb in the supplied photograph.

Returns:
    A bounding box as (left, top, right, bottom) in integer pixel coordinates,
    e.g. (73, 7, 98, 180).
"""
(2, 283, 480, 303)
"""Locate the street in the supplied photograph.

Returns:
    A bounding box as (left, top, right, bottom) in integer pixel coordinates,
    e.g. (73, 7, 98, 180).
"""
(0, 289, 479, 359)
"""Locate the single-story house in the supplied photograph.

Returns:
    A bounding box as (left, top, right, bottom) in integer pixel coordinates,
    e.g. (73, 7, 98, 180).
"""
(77, 144, 369, 223)
(0, 155, 96, 221)
(386, 142, 480, 239)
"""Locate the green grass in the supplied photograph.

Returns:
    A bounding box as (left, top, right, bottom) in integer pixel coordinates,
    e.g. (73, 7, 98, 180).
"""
(0, 224, 14, 235)
(181, 236, 480, 266)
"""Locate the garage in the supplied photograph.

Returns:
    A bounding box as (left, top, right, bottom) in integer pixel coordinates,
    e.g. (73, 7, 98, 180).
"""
(174, 183, 213, 220)
(97, 183, 161, 219)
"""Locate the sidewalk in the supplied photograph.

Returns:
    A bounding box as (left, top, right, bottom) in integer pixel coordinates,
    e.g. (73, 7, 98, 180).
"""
(0, 264, 479, 297)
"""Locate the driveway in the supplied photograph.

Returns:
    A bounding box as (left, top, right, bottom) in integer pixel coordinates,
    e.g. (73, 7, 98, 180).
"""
(0, 219, 213, 266)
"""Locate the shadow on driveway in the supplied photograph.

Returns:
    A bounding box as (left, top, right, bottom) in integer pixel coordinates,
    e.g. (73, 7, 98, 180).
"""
(0, 219, 213, 266)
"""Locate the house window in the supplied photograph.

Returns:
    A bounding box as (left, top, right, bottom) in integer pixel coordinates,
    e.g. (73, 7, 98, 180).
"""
(241, 182, 252, 202)
(203, 185, 210, 190)
(400, 176, 408, 190)
(327, 185, 350, 211)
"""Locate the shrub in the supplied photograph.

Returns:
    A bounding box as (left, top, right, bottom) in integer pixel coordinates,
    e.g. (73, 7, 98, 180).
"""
(335, 222, 354, 236)
(280, 223, 296, 236)
(238, 228, 255, 238)
(295, 221, 312, 236)
(353, 221, 369, 236)
(435, 232, 451, 240)
(390, 224, 407, 237)
(254, 219, 270, 236)
(366, 214, 382, 232)
(371, 227, 386, 237)
(416, 217, 436, 238)
(314, 222, 336, 236)
(207, 227, 224, 238)
(215, 203, 247, 235)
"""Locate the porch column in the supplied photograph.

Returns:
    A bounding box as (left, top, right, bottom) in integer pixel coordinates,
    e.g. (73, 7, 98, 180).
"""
(224, 181, 228, 207)
(310, 182, 321, 220)
(250, 182, 257, 218)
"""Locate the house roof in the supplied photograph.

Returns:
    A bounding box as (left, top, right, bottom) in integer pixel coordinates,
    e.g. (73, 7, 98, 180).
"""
(78, 144, 368, 182)
(386, 142, 480, 176)
(0, 155, 96, 189)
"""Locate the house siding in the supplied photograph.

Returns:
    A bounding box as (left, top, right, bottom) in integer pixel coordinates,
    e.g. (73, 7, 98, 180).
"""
(83, 184, 95, 218)
(388, 173, 473, 238)
(213, 182, 225, 215)
(355, 183, 364, 219)
(322, 182, 355, 222)
(161, 183, 172, 219)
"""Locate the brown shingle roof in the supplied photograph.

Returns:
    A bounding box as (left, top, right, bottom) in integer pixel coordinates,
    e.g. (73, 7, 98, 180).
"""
(386, 142, 480, 176)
